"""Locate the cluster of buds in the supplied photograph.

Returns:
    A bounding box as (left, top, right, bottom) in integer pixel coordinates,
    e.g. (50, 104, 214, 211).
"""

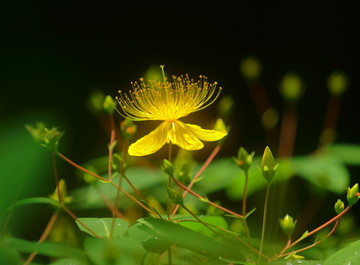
(234, 147, 255, 172)
(25, 122, 63, 153)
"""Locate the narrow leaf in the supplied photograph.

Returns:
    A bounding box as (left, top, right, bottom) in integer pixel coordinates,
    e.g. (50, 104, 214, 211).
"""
(76, 218, 128, 238)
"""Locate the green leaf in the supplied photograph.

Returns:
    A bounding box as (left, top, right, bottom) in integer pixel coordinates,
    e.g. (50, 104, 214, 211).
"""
(0, 246, 20, 265)
(197, 157, 291, 200)
(137, 217, 253, 262)
(1, 237, 86, 261)
(269, 260, 323, 265)
(291, 154, 349, 194)
(323, 144, 360, 165)
(323, 239, 360, 265)
(178, 216, 228, 237)
(50, 258, 88, 265)
(71, 166, 165, 209)
(8, 197, 60, 211)
(84, 237, 143, 265)
(76, 218, 129, 238)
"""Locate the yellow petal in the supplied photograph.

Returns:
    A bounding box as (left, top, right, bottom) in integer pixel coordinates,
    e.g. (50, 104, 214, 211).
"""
(185, 123, 228, 141)
(128, 122, 170, 156)
(168, 121, 204, 150)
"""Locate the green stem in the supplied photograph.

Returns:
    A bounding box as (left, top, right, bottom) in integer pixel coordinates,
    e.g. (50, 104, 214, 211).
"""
(259, 183, 271, 260)
(242, 169, 250, 238)
(110, 128, 125, 238)
(167, 143, 173, 265)
(242, 169, 249, 216)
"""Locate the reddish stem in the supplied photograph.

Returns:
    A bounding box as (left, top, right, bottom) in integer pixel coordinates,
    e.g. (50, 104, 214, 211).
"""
(172, 176, 244, 219)
(278, 104, 298, 158)
(57, 152, 158, 217)
(58, 153, 110, 183)
(108, 115, 116, 181)
(277, 221, 339, 259)
(23, 212, 59, 265)
(171, 145, 221, 218)
(273, 206, 350, 259)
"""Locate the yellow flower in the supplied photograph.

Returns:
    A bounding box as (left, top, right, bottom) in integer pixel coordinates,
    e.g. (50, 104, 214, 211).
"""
(117, 75, 228, 156)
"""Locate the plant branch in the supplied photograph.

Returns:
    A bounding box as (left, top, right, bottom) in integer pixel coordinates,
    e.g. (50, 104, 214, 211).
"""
(23, 212, 59, 265)
(170, 145, 221, 218)
(172, 176, 244, 219)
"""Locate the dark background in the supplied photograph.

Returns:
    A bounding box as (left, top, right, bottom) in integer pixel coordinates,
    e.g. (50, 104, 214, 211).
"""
(0, 1, 359, 238)
(2, 1, 358, 155)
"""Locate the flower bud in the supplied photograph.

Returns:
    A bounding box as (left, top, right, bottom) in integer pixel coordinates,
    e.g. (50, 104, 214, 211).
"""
(49, 179, 73, 205)
(346, 183, 359, 207)
(25, 122, 63, 153)
(234, 147, 254, 172)
(279, 214, 296, 238)
(261, 146, 278, 182)
(327, 71, 348, 96)
(279, 72, 304, 102)
(167, 187, 183, 206)
(103, 95, 117, 115)
(217, 95, 234, 118)
(87, 89, 105, 114)
(334, 199, 345, 214)
(213, 118, 229, 144)
(120, 119, 137, 141)
(162, 159, 174, 176)
(240, 56, 262, 81)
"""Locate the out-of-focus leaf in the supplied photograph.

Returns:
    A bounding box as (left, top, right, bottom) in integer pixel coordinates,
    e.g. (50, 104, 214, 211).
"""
(50, 258, 88, 265)
(76, 218, 128, 239)
(71, 167, 165, 209)
(323, 239, 360, 265)
(137, 217, 253, 262)
(1, 237, 86, 261)
(270, 260, 323, 265)
(0, 246, 20, 265)
(84, 237, 143, 265)
(291, 154, 349, 194)
(178, 216, 228, 237)
(197, 157, 292, 200)
(8, 197, 60, 210)
(322, 144, 360, 165)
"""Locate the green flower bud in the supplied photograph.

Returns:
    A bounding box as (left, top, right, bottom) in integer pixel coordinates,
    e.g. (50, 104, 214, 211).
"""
(103, 95, 117, 114)
(120, 119, 137, 141)
(49, 179, 73, 205)
(240, 56, 262, 80)
(213, 118, 229, 144)
(279, 72, 304, 102)
(261, 146, 278, 182)
(234, 147, 255, 172)
(25, 122, 63, 153)
(347, 183, 359, 207)
(217, 95, 234, 118)
(279, 214, 297, 238)
(334, 199, 345, 214)
(327, 71, 348, 96)
(167, 187, 183, 206)
(87, 89, 105, 114)
(144, 64, 165, 83)
(261, 107, 279, 129)
(162, 159, 174, 176)
(213, 118, 227, 132)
